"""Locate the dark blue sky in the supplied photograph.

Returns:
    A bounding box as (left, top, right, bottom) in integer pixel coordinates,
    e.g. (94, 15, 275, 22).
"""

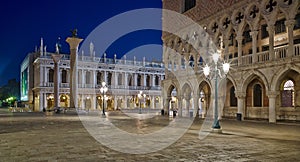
(0, 0, 162, 86)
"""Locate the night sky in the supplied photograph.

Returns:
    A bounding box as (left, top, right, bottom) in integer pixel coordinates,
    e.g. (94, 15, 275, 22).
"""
(0, 0, 162, 86)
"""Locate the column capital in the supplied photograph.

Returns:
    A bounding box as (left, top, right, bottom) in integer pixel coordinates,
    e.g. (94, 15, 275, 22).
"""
(236, 35, 243, 41)
(235, 91, 246, 99)
(285, 19, 296, 28)
(51, 54, 63, 63)
(66, 37, 83, 50)
(267, 91, 279, 98)
(250, 30, 258, 37)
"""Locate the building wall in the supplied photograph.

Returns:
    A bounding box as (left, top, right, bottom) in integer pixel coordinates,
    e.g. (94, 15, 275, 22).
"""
(162, 0, 300, 122)
(21, 46, 165, 112)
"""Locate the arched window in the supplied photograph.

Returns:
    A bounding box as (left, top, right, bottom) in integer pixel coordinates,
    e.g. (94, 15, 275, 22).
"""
(107, 73, 112, 85)
(137, 74, 141, 86)
(49, 69, 54, 83)
(128, 75, 133, 86)
(118, 73, 122, 85)
(253, 84, 262, 107)
(230, 86, 237, 106)
(86, 71, 91, 84)
(61, 70, 67, 83)
(281, 80, 295, 107)
(146, 75, 150, 87)
(97, 72, 102, 85)
(155, 75, 159, 86)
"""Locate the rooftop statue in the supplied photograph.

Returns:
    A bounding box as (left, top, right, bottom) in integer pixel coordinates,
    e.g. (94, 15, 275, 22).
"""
(71, 29, 78, 38)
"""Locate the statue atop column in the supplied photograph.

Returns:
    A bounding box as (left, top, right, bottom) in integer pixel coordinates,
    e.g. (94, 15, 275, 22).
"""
(71, 29, 78, 38)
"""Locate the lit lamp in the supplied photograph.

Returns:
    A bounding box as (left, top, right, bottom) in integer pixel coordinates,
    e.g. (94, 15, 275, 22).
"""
(100, 81, 108, 116)
(203, 52, 230, 130)
(138, 91, 146, 114)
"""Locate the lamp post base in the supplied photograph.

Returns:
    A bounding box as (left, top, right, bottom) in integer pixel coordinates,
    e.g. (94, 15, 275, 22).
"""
(211, 128, 222, 133)
(212, 120, 221, 129)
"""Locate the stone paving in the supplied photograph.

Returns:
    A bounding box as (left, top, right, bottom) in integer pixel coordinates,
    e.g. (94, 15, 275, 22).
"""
(0, 109, 299, 162)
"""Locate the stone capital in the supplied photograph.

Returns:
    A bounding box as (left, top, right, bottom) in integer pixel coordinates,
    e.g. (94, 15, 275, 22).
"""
(285, 20, 295, 28)
(250, 31, 258, 37)
(267, 91, 279, 98)
(235, 91, 246, 99)
(235, 35, 243, 42)
(66, 37, 83, 50)
(51, 54, 63, 63)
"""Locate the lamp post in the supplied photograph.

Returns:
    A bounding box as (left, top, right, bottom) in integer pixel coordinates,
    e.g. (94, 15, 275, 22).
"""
(203, 52, 230, 130)
(138, 91, 146, 114)
(100, 81, 108, 116)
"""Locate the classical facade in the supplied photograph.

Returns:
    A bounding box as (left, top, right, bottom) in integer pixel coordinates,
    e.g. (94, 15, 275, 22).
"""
(162, 0, 300, 122)
(20, 39, 165, 112)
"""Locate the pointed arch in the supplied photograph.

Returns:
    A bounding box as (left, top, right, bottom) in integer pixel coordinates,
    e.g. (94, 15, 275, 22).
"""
(241, 70, 269, 93)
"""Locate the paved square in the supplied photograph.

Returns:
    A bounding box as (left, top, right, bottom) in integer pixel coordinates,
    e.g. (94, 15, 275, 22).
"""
(0, 110, 299, 161)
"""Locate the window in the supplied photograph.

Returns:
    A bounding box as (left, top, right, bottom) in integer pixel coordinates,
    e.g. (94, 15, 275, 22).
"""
(229, 33, 234, 46)
(61, 70, 67, 83)
(137, 74, 141, 86)
(294, 13, 300, 30)
(281, 80, 295, 107)
(97, 72, 102, 85)
(261, 24, 269, 39)
(118, 74, 122, 85)
(230, 86, 237, 106)
(253, 84, 262, 107)
(234, 52, 238, 58)
(107, 73, 112, 85)
(243, 29, 252, 44)
(128, 75, 133, 86)
(262, 45, 269, 51)
(146, 75, 150, 87)
(275, 19, 286, 34)
(49, 69, 54, 83)
(86, 71, 91, 84)
(183, 0, 196, 12)
(155, 76, 159, 86)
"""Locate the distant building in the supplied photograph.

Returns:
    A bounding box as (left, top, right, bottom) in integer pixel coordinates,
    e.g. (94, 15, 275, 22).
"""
(162, 0, 300, 122)
(20, 39, 165, 111)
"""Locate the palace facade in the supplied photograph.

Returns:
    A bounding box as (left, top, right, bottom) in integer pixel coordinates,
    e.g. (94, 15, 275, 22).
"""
(162, 0, 300, 122)
(20, 40, 165, 112)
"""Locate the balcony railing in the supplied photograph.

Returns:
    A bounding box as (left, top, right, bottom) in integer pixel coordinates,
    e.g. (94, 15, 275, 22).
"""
(39, 82, 161, 91)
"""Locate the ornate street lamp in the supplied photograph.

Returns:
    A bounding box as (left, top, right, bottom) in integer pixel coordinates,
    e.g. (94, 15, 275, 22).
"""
(138, 91, 146, 114)
(100, 81, 108, 116)
(203, 52, 230, 130)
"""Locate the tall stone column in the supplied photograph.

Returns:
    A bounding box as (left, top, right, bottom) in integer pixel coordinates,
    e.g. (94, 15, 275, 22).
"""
(267, 26, 275, 60)
(236, 91, 245, 120)
(51, 54, 63, 109)
(177, 96, 182, 117)
(39, 92, 43, 111)
(236, 35, 243, 66)
(285, 20, 295, 57)
(193, 94, 199, 117)
(151, 96, 155, 109)
(250, 30, 258, 63)
(124, 96, 127, 109)
(66, 36, 83, 108)
(267, 91, 279, 123)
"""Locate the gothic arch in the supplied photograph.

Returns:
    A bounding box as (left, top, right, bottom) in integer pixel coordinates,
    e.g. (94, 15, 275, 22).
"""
(181, 82, 192, 99)
(241, 70, 269, 93)
(226, 74, 237, 91)
(270, 66, 300, 91)
(277, 0, 299, 20)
